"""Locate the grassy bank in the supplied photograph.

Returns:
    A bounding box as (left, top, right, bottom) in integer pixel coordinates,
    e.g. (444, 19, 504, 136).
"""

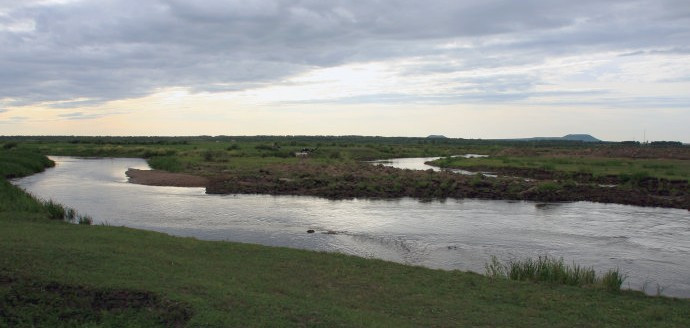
(4, 218, 690, 327)
(1, 148, 690, 326)
(431, 155, 690, 183)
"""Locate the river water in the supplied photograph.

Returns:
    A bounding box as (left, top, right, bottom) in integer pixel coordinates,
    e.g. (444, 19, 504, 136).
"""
(13, 156, 690, 297)
(368, 154, 495, 176)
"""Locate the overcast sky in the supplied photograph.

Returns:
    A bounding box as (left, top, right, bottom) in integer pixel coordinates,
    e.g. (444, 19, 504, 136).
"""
(1, 0, 689, 141)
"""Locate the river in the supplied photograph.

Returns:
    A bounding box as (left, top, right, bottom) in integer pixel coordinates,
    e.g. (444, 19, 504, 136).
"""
(368, 154, 496, 176)
(13, 156, 690, 298)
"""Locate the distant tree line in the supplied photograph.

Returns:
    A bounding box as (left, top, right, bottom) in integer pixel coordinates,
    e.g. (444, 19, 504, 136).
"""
(0, 135, 685, 148)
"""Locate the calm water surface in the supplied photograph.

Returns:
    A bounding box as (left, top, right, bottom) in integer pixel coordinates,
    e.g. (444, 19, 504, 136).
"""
(369, 155, 495, 176)
(13, 156, 690, 297)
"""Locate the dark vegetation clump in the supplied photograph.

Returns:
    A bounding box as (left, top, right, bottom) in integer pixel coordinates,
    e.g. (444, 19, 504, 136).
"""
(2, 142, 17, 150)
(0, 149, 54, 179)
(0, 274, 192, 328)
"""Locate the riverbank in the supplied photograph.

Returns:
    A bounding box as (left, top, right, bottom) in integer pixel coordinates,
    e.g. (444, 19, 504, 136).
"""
(199, 161, 689, 210)
(3, 149, 690, 326)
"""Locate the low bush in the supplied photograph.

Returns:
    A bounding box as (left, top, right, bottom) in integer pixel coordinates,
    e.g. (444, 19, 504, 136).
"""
(44, 200, 66, 221)
(147, 156, 183, 172)
(78, 215, 93, 225)
(536, 182, 561, 193)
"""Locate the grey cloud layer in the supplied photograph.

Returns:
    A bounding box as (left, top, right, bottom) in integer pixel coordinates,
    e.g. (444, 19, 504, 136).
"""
(1, 0, 688, 105)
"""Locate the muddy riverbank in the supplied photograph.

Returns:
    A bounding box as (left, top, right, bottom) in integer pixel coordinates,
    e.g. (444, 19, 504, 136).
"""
(123, 158, 689, 210)
(203, 162, 690, 210)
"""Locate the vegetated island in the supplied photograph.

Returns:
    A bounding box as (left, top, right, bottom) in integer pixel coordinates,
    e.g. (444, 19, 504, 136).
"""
(2, 144, 690, 327)
(139, 138, 686, 210)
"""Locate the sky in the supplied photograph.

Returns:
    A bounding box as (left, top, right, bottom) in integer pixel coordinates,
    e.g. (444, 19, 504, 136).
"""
(1, 0, 689, 141)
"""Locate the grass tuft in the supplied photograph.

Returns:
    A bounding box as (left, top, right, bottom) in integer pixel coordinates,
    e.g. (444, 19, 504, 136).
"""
(601, 268, 627, 292)
(43, 200, 66, 221)
(78, 214, 93, 225)
(486, 255, 625, 291)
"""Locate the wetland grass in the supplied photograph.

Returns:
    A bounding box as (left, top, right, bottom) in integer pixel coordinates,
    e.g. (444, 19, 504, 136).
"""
(486, 255, 626, 292)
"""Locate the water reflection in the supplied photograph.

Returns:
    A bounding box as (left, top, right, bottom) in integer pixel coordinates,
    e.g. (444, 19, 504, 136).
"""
(12, 156, 690, 298)
(368, 155, 496, 176)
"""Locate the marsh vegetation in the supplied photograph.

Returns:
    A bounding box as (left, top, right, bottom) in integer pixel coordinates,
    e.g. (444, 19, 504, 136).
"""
(4, 135, 688, 209)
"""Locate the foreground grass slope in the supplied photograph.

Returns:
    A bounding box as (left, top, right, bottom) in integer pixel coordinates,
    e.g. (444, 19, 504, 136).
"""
(3, 218, 690, 327)
(1, 147, 690, 326)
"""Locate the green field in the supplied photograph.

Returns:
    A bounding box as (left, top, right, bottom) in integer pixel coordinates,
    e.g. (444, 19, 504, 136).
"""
(1, 141, 690, 326)
(431, 156, 690, 182)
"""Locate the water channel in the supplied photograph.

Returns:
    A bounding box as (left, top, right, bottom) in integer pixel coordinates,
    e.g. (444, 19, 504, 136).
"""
(13, 156, 690, 297)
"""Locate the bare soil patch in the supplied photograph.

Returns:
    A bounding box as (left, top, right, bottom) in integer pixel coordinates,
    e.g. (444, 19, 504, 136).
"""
(0, 274, 192, 327)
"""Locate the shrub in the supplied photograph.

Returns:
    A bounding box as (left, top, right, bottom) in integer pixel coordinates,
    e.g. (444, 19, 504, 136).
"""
(536, 182, 561, 193)
(148, 156, 183, 172)
(44, 200, 66, 220)
(561, 179, 577, 188)
(255, 144, 278, 151)
(470, 174, 485, 187)
(78, 215, 93, 225)
(2, 142, 18, 149)
(601, 268, 626, 292)
(620, 171, 651, 186)
(65, 208, 77, 223)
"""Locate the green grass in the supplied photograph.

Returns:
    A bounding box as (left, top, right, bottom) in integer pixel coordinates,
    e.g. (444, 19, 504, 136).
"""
(3, 217, 690, 327)
(0, 179, 46, 214)
(148, 155, 185, 172)
(433, 156, 690, 182)
(485, 255, 625, 291)
(0, 149, 54, 179)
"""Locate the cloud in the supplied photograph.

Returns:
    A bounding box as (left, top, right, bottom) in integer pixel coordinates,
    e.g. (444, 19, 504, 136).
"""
(57, 111, 100, 120)
(0, 0, 688, 108)
(0, 116, 28, 124)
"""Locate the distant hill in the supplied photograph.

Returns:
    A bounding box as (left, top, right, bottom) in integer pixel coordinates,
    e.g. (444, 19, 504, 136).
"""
(426, 135, 448, 139)
(561, 134, 601, 142)
(510, 134, 601, 142)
